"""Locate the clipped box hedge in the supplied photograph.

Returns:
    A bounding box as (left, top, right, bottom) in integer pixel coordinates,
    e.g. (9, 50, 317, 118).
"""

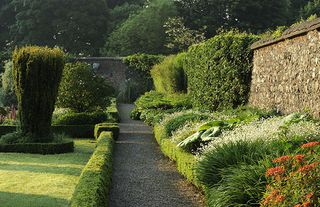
(94, 123, 119, 140)
(0, 125, 94, 138)
(153, 124, 201, 188)
(0, 140, 74, 154)
(70, 131, 114, 207)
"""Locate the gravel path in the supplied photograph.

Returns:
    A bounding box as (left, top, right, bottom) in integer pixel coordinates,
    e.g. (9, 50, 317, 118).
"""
(109, 104, 204, 207)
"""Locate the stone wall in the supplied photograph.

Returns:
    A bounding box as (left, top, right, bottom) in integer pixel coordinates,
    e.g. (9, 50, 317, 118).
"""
(76, 57, 127, 92)
(249, 29, 320, 117)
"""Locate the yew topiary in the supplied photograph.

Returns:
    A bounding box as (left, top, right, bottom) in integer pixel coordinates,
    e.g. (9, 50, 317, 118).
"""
(13, 46, 64, 142)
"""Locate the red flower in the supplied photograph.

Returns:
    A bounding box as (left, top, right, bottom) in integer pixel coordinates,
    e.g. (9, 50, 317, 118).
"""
(294, 204, 302, 207)
(303, 201, 311, 207)
(306, 192, 314, 200)
(275, 195, 285, 203)
(294, 154, 305, 163)
(301, 142, 320, 148)
(266, 166, 285, 177)
(298, 162, 319, 173)
(272, 155, 291, 163)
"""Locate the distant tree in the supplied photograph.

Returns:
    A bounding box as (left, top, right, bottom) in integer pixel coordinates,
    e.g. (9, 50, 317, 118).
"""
(109, 2, 142, 33)
(164, 17, 205, 52)
(101, 0, 177, 56)
(300, 0, 320, 19)
(10, 0, 109, 56)
(0, 61, 17, 107)
(289, 0, 309, 21)
(108, 0, 146, 8)
(174, 0, 291, 36)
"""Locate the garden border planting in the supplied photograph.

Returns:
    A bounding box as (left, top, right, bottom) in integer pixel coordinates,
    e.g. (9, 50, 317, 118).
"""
(70, 131, 114, 207)
(153, 124, 202, 188)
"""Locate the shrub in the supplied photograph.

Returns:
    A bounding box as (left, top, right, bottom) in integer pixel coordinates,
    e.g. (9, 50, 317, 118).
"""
(0, 132, 74, 154)
(57, 62, 114, 112)
(0, 61, 17, 106)
(70, 131, 114, 207)
(206, 164, 267, 207)
(164, 112, 209, 136)
(120, 54, 164, 102)
(151, 53, 187, 94)
(196, 140, 270, 188)
(261, 142, 320, 207)
(184, 30, 259, 111)
(94, 123, 119, 140)
(13, 46, 64, 142)
(53, 111, 109, 125)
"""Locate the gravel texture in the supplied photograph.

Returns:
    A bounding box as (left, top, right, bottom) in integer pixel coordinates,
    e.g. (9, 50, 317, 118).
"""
(108, 104, 204, 207)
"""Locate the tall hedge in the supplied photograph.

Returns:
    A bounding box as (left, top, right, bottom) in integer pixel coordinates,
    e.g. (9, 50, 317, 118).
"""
(151, 53, 187, 94)
(121, 54, 164, 102)
(184, 31, 259, 111)
(13, 46, 64, 142)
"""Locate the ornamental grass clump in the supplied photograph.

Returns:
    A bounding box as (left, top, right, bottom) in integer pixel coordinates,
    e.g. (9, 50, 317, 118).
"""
(261, 141, 320, 207)
(12, 46, 64, 142)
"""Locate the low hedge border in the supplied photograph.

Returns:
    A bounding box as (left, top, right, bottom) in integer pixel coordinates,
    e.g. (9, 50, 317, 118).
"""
(0, 125, 95, 138)
(70, 131, 114, 207)
(0, 140, 74, 154)
(153, 124, 202, 188)
(94, 123, 119, 140)
(106, 100, 120, 123)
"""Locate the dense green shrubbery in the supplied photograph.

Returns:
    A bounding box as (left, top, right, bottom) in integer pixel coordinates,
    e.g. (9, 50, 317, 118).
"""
(70, 131, 114, 207)
(0, 61, 17, 106)
(151, 53, 187, 94)
(164, 112, 209, 136)
(120, 54, 164, 102)
(13, 46, 64, 142)
(94, 123, 119, 140)
(57, 62, 114, 112)
(184, 31, 259, 111)
(131, 91, 192, 122)
(53, 111, 109, 125)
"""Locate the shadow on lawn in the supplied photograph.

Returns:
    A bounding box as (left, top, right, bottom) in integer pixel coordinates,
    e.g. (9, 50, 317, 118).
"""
(0, 191, 69, 207)
(0, 162, 82, 176)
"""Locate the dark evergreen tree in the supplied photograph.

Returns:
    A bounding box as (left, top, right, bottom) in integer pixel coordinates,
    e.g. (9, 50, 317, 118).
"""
(13, 46, 64, 142)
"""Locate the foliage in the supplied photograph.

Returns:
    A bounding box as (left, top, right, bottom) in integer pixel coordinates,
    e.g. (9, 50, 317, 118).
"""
(94, 123, 119, 140)
(206, 164, 267, 207)
(70, 132, 114, 207)
(153, 124, 200, 186)
(151, 53, 187, 94)
(108, 3, 143, 33)
(13, 46, 64, 142)
(174, 0, 291, 36)
(57, 62, 114, 112)
(53, 111, 109, 125)
(120, 54, 164, 102)
(0, 60, 17, 106)
(9, 0, 109, 56)
(196, 140, 270, 187)
(164, 112, 209, 137)
(300, 0, 320, 19)
(261, 142, 320, 207)
(102, 0, 177, 56)
(131, 91, 192, 121)
(184, 31, 259, 111)
(164, 17, 205, 52)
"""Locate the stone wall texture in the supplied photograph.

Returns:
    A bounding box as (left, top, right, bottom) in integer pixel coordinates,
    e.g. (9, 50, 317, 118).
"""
(249, 29, 320, 117)
(76, 57, 127, 92)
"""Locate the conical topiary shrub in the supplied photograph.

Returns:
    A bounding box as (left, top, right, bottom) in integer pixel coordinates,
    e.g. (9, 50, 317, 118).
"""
(13, 46, 64, 142)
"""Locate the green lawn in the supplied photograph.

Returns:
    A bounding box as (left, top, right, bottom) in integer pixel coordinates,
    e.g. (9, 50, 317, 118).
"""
(0, 139, 96, 207)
